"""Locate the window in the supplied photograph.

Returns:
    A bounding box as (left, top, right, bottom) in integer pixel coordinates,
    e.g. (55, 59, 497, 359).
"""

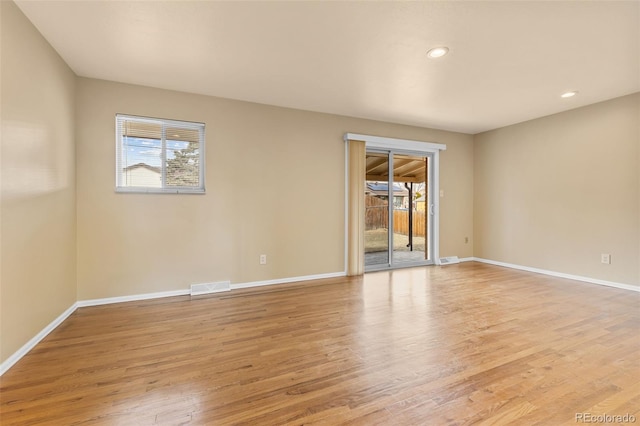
(116, 114, 205, 193)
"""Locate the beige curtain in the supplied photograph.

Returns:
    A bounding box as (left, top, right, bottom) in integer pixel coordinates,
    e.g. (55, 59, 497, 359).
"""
(347, 139, 365, 276)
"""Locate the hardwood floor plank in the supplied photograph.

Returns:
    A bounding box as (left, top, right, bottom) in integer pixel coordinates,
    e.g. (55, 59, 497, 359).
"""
(1, 263, 638, 425)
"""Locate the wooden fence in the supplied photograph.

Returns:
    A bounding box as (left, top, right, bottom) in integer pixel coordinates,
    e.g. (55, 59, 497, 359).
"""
(393, 210, 426, 237)
(365, 195, 426, 237)
(365, 195, 388, 231)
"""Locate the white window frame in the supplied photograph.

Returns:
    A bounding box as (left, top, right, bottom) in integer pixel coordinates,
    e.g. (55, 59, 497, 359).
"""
(115, 114, 206, 194)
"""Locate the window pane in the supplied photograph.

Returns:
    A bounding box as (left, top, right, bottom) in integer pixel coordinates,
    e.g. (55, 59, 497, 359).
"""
(166, 139, 200, 187)
(121, 136, 162, 188)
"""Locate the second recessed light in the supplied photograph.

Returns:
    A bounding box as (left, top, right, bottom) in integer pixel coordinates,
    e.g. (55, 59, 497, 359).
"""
(561, 91, 578, 98)
(427, 46, 449, 58)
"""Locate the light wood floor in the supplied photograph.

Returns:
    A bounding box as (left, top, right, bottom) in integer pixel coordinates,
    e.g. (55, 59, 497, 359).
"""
(1, 262, 639, 425)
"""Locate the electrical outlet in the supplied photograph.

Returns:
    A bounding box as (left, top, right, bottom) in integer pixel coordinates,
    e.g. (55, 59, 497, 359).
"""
(260, 254, 267, 265)
(601, 253, 611, 264)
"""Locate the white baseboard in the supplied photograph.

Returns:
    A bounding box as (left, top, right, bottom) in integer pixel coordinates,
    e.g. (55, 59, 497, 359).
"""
(458, 257, 475, 263)
(231, 271, 347, 290)
(76, 289, 190, 308)
(472, 257, 639, 292)
(0, 302, 78, 376)
(77, 272, 347, 306)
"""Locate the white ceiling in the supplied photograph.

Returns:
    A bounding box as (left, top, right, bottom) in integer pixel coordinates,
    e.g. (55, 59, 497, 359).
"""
(15, 1, 640, 134)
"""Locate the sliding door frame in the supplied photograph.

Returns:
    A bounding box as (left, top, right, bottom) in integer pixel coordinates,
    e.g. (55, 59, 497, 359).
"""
(344, 133, 446, 274)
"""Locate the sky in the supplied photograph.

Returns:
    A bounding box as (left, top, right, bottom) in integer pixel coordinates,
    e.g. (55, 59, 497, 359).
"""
(121, 136, 192, 168)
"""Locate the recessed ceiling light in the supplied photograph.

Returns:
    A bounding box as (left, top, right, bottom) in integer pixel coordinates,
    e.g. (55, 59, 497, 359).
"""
(427, 46, 449, 59)
(561, 91, 578, 98)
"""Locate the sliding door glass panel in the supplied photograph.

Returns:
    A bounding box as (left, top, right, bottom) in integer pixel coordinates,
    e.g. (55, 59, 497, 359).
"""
(392, 153, 429, 264)
(364, 152, 390, 267)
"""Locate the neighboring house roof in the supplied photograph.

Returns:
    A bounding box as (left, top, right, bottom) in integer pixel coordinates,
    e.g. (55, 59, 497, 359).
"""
(123, 163, 160, 174)
(366, 182, 408, 197)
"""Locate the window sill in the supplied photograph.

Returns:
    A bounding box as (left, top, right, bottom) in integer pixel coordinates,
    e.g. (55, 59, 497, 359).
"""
(115, 187, 205, 194)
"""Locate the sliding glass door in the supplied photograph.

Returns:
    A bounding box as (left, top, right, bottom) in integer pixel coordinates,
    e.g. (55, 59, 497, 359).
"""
(364, 150, 433, 271)
(392, 153, 430, 265)
(364, 152, 391, 268)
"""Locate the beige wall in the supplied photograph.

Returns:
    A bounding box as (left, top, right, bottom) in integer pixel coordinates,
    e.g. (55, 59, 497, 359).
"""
(474, 93, 640, 286)
(1, 1, 77, 362)
(76, 78, 474, 299)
